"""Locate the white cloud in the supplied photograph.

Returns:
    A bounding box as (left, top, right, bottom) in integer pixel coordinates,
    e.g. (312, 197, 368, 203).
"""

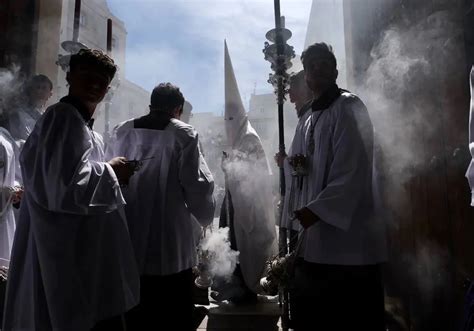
(108, 0, 312, 113)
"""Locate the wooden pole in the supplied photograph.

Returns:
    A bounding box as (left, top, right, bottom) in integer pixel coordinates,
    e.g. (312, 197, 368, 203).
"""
(104, 18, 112, 140)
(72, 0, 81, 42)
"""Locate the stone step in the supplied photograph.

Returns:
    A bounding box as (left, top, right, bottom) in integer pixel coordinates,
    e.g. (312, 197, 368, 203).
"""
(198, 296, 282, 330)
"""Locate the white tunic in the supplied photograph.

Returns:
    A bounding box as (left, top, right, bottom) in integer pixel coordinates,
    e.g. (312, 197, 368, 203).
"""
(280, 107, 312, 230)
(2, 102, 140, 331)
(6, 105, 42, 141)
(108, 118, 215, 276)
(224, 120, 277, 292)
(466, 66, 474, 205)
(298, 92, 387, 265)
(0, 128, 21, 268)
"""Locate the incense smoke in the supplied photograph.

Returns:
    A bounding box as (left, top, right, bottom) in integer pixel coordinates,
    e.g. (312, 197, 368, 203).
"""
(0, 66, 24, 117)
(363, 8, 465, 182)
(359, 5, 467, 324)
(200, 227, 239, 280)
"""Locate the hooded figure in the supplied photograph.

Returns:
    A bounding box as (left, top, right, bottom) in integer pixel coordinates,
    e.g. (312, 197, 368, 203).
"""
(213, 41, 277, 303)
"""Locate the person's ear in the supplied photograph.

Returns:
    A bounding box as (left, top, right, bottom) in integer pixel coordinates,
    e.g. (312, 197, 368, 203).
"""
(66, 72, 71, 85)
(334, 69, 339, 81)
(173, 106, 183, 119)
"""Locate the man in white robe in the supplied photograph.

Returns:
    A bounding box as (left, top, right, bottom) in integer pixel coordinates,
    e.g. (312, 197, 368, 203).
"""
(107, 83, 215, 330)
(212, 42, 277, 304)
(289, 43, 387, 330)
(2, 49, 140, 331)
(0, 127, 21, 327)
(0, 127, 21, 266)
(275, 70, 313, 254)
(4, 74, 53, 143)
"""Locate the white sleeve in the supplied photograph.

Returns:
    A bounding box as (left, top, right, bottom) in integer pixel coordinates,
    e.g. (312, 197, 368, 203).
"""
(178, 132, 215, 226)
(104, 124, 120, 161)
(21, 107, 124, 215)
(0, 145, 13, 215)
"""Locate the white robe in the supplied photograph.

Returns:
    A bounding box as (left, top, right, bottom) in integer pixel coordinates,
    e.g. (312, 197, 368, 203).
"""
(224, 120, 277, 292)
(108, 118, 215, 276)
(298, 92, 387, 265)
(280, 107, 312, 231)
(466, 66, 474, 205)
(0, 128, 21, 268)
(2, 102, 140, 331)
(6, 105, 42, 142)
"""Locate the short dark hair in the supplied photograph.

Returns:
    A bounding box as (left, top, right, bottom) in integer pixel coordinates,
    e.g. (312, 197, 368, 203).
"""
(150, 83, 185, 113)
(69, 48, 117, 81)
(301, 42, 337, 69)
(25, 74, 53, 92)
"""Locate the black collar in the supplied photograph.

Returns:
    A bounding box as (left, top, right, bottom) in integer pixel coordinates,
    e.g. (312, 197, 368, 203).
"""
(297, 100, 312, 118)
(311, 84, 342, 112)
(60, 95, 94, 129)
(133, 111, 172, 130)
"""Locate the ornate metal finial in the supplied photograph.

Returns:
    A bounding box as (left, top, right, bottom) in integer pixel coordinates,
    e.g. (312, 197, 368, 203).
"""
(56, 41, 89, 72)
(262, 16, 296, 99)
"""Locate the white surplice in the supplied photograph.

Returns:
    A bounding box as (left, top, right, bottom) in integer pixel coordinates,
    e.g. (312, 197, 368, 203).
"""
(6, 105, 42, 141)
(280, 106, 312, 231)
(466, 66, 474, 205)
(298, 92, 387, 265)
(2, 102, 140, 331)
(107, 117, 215, 276)
(0, 128, 21, 268)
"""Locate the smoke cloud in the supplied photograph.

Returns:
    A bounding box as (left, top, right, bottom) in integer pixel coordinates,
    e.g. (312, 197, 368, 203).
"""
(363, 8, 465, 182)
(200, 227, 239, 280)
(0, 66, 24, 117)
(359, 5, 467, 325)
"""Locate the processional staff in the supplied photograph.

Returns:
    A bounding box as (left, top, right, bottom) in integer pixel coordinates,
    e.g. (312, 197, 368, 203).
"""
(263, 1, 295, 330)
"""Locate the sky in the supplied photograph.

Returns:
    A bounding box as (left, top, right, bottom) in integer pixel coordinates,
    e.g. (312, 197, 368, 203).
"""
(107, 0, 313, 114)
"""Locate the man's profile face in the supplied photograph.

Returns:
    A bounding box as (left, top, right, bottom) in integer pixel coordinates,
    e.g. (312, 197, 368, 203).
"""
(67, 64, 111, 104)
(29, 81, 52, 107)
(304, 56, 338, 93)
(289, 80, 310, 112)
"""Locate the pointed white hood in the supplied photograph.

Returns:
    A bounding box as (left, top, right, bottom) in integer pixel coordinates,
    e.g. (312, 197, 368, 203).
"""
(224, 41, 248, 147)
(221, 42, 277, 294)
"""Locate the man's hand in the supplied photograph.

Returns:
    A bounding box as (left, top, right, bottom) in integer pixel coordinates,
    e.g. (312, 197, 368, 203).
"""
(108, 157, 134, 187)
(12, 186, 23, 205)
(274, 151, 287, 168)
(221, 151, 229, 172)
(294, 207, 320, 229)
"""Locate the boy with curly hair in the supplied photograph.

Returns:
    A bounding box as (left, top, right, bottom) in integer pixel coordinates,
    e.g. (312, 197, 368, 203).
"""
(2, 49, 140, 331)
